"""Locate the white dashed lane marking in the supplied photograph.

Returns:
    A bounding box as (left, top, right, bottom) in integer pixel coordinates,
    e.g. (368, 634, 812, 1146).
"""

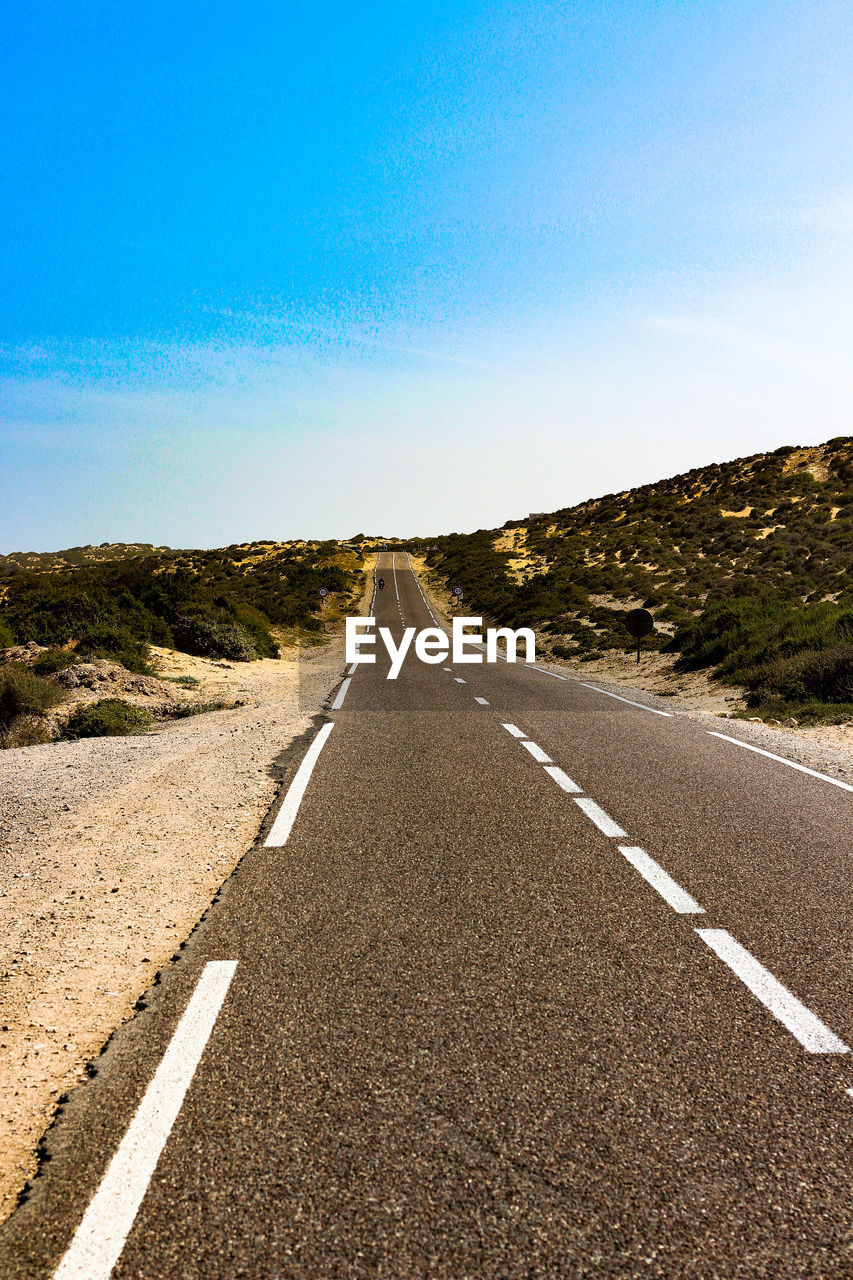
(618, 846, 705, 914)
(520, 739, 552, 764)
(474, 697, 489, 706)
(696, 929, 850, 1054)
(543, 764, 582, 794)
(573, 796, 627, 838)
(502, 723, 527, 739)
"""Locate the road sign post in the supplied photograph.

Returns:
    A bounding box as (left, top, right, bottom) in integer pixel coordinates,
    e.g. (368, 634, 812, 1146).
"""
(624, 607, 654, 664)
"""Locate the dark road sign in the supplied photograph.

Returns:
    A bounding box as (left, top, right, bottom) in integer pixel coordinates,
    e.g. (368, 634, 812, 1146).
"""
(625, 608, 654, 663)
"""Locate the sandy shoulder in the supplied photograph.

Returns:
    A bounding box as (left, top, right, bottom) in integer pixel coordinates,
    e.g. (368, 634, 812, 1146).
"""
(0, 637, 347, 1221)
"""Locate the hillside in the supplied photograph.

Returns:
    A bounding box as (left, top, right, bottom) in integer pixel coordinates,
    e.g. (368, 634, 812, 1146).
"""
(416, 438, 853, 723)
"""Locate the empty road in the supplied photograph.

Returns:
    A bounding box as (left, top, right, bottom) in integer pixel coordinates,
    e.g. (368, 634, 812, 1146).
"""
(1, 553, 852, 1278)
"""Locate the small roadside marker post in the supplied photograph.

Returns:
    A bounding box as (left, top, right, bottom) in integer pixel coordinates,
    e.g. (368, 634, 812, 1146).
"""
(625, 608, 654, 664)
(319, 586, 329, 631)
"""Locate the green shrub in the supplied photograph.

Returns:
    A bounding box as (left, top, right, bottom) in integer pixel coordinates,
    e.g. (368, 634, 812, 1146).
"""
(61, 699, 154, 740)
(32, 648, 78, 675)
(0, 664, 64, 729)
(163, 700, 228, 719)
(751, 645, 853, 706)
(232, 606, 279, 658)
(671, 598, 851, 684)
(171, 614, 257, 661)
(0, 620, 14, 647)
(76, 626, 152, 674)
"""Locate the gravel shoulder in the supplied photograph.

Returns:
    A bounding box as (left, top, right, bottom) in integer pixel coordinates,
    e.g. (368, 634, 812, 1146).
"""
(0, 634, 350, 1221)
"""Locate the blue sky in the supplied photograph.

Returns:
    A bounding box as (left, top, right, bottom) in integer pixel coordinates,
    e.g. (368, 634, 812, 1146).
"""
(3, 0, 853, 550)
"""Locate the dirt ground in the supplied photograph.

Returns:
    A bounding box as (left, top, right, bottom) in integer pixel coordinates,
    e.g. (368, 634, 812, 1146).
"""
(0, 608, 366, 1222)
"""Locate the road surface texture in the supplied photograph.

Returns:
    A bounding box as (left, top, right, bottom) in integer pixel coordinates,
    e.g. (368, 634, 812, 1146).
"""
(1, 554, 852, 1278)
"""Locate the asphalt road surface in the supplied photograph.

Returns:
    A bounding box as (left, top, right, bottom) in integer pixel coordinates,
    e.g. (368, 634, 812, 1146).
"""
(2, 553, 852, 1279)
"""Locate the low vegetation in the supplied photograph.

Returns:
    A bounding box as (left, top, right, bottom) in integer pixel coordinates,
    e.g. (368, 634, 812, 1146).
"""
(0, 663, 66, 748)
(60, 699, 155, 740)
(0, 541, 364, 673)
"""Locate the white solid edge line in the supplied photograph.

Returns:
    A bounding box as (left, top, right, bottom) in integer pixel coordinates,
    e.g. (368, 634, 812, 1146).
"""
(543, 764, 582, 794)
(474, 697, 489, 705)
(265, 721, 334, 847)
(707, 732, 853, 793)
(347, 661, 359, 675)
(525, 664, 569, 681)
(579, 683, 673, 717)
(53, 961, 238, 1280)
(618, 846, 705, 914)
(502, 723, 527, 739)
(406, 553, 440, 625)
(331, 677, 351, 711)
(520, 739, 552, 764)
(574, 796, 627, 837)
(695, 929, 849, 1054)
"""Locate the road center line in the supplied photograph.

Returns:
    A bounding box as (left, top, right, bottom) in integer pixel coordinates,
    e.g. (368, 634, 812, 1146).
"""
(502, 723, 527, 739)
(392, 552, 400, 603)
(265, 721, 334, 847)
(543, 764, 582, 794)
(331, 678, 351, 710)
(618, 846, 705, 914)
(520, 739, 552, 764)
(53, 960, 238, 1280)
(579, 684, 673, 717)
(707, 732, 853, 793)
(573, 797, 627, 837)
(695, 929, 850, 1054)
(474, 696, 489, 705)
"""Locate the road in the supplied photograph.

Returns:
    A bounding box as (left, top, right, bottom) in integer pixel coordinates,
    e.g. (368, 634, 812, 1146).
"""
(1, 552, 852, 1278)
